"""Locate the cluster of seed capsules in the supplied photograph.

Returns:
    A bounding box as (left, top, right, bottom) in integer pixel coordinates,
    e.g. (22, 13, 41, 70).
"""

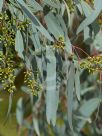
(0, 13, 30, 47)
(0, 54, 16, 93)
(0, 13, 15, 47)
(0, 54, 42, 94)
(24, 70, 42, 95)
(80, 55, 102, 73)
(53, 36, 65, 50)
(0, 12, 36, 94)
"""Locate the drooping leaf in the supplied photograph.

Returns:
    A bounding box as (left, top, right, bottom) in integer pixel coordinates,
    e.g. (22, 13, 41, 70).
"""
(25, 56, 31, 69)
(31, 23, 41, 50)
(81, 86, 95, 96)
(81, 1, 93, 17)
(84, 26, 90, 41)
(45, 12, 64, 39)
(33, 117, 40, 136)
(67, 62, 75, 131)
(77, 98, 100, 131)
(77, 0, 102, 34)
(76, 3, 83, 15)
(57, 14, 67, 35)
(81, 0, 92, 42)
(75, 68, 81, 101)
(56, 14, 72, 53)
(4, 93, 13, 124)
(15, 30, 24, 59)
(27, 0, 43, 12)
(43, 0, 60, 9)
(93, 30, 102, 51)
(63, 0, 71, 28)
(6, 93, 13, 117)
(0, 0, 3, 12)
(16, 0, 54, 41)
(16, 97, 24, 126)
(79, 98, 100, 117)
(60, 2, 66, 16)
(35, 56, 43, 81)
(46, 46, 59, 126)
(8, 0, 19, 16)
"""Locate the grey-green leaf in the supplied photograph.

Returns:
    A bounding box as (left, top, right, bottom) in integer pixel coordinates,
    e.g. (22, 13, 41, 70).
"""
(15, 30, 24, 59)
(16, 0, 54, 41)
(77, 98, 100, 131)
(79, 98, 100, 117)
(63, 0, 71, 28)
(46, 46, 59, 126)
(43, 0, 59, 9)
(16, 97, 24, 126)
(67, 62, 75, 131)
(27, 0, 43, 12)
(33, 117, 40, 136)
(81, 1, 92, 17)
(0, 0, 3, 12)
(31, 23, 41, 50)
(93, 30, 102, 51)
(45, 12, 64, 39)
(77, 0, 102, 34)
(84, 26, 90, 41)
(6, 93, 13, 117)
(75, 69, 80, 101)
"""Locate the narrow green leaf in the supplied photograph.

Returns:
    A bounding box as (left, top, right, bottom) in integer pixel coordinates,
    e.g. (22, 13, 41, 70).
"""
(67, 62, 75, 131)
(81, 1, 92, 17)
(0, 0, 3, 12)
(7, 93, 13, 117)
(16, 97, 24, 126)
(84, 26, 90, 41)
(35, 56, 43, 81)
(43, 0, 59, 9)
(33, 117, 40, 136)
(77, 0, 102, 34)
(16, 0, 54, 41)
(45, 12, 64, 39)
(61, 2, 65, 16)
(56, 14, 72, 53)
(4, 93, 13, 124)
(15, 30, 24, 59)
(81, 86, 95, 96)
(93, 30, 102, 51)
(76, 3, 83, 15)
(31, 24, 41, 50)
(25, 56, 31, 69)
(16, 0, 39, 26)
(27, 0, 43, 12)
(57, 14, 67, 35)
(79, 98, 100, 117)
(63, 0, 71, 28)
(77, 98, 100, 131)
(75, 69, 80, 101)
(46, 46, 59, 126)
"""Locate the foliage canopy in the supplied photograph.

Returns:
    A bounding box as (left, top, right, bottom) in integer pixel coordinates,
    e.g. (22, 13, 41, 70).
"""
(0, 0, 102, 135)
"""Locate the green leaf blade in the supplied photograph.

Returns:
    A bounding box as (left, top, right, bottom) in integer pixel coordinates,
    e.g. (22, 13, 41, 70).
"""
(16, 0, 54, 41)
(77, 0, 102, 34)
(16, 98, 24, 126)
(15, 30, 24, 59)
(46, 47, 59, 126)
(67, 62, 75, 132)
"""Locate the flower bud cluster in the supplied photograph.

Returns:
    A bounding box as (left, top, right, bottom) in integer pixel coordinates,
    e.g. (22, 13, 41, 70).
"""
(80, 56, 102, 73)
(24, 70, 42, 95)
(0, 54, 16, 93)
